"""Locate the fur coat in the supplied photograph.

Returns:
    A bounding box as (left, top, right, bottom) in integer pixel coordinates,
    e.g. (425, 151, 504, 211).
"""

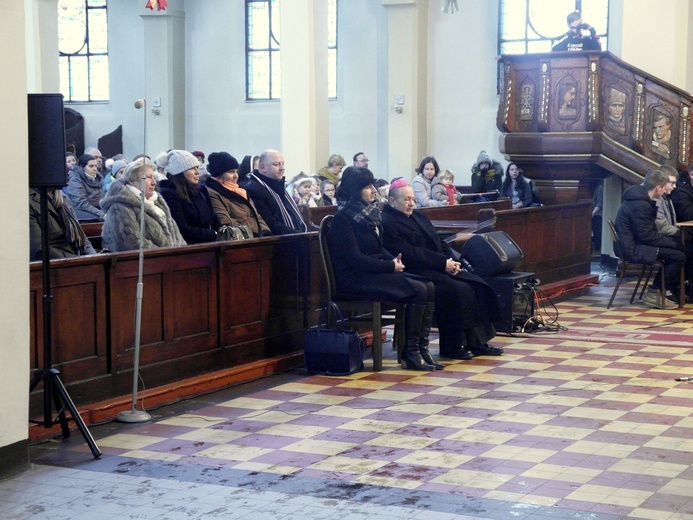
(100, 179, 186, 252)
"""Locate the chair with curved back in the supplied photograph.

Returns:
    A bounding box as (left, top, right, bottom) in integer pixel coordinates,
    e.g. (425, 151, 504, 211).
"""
(318, 215, 405, 371)
(606, 218, 665, 309)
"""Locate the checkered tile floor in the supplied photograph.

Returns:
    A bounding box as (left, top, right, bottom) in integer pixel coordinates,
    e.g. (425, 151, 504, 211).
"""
(14, 277, 693, 519)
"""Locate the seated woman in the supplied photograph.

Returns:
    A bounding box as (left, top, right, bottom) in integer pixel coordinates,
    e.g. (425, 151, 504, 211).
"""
(431, 169, 463, 206)
(29, 188, 96, 261)
(412, 155, 447, 207)
(382, 178, 503, 360)
(316, 153, 346, 184)
(65, 154, 105, 221)
(329, 167, 440, 371)
(100, 159, 185, 251)
(205, 151, 272, 237)
(158, 150, 219, 244)
(500, 162, 533, 209)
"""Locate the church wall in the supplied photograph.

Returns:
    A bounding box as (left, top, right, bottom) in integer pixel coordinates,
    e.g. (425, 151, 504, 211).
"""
(0, 0, 30, 466)
(427, 1, 502, 182)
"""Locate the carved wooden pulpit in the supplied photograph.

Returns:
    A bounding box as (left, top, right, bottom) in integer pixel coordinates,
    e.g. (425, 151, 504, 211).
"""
(497, 51, 693, 203)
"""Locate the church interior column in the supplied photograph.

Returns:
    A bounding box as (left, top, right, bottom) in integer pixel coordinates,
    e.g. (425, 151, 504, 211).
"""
(139, 3, 186, 154)
(279, 0, 329, 175)
(381, 0, 428, 179)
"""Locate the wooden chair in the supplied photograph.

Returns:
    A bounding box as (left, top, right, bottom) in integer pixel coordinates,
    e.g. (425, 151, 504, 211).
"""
(606, 218, 665, 309)
(318, 215, 405, 371)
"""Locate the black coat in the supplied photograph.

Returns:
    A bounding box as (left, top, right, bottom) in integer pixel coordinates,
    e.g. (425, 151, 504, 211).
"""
(328, 206, 419, 301)
(615, 184, 680, 263)
(159, 179, 217, 244)
(381, 205, 500, 330)
(240, 173, 306, 235)
(671, 182, 693, 223)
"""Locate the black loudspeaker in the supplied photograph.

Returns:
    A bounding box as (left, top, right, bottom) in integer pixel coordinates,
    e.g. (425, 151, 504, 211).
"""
(462, 231, 524, 276)
(482, 271, 535, 333)
(28, 93, 68, 188)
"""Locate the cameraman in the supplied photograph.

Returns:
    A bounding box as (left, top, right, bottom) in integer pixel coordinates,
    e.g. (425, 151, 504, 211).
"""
(552, 11, 601, 52)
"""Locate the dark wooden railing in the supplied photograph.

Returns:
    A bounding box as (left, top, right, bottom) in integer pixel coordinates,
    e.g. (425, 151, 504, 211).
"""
(30, 199, 591, 419)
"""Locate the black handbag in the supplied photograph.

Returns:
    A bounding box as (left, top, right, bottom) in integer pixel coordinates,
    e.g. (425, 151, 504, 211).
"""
(304, 302, 365, 376)
(216, 224, 253, 241)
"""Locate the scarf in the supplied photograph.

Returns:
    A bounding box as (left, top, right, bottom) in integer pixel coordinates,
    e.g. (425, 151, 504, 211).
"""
(340, 199, 382, 235)
(249, 173, 307, 232)
(220, 179, 247, 200)
(126, 184, 166, 220)
(51, 190, 87, 250)
(444, 184, 457, 206)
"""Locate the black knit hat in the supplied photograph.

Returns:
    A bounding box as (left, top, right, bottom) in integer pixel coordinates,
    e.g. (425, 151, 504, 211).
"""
(207, 152, 240, 177)
(338, 166, 375, 201)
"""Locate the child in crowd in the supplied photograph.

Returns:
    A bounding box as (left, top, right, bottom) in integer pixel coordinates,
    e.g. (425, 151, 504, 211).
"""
(431, 169, 462, 206)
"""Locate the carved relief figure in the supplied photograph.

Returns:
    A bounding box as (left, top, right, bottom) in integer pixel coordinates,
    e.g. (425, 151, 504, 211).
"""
(520, 83, 534, 121)
(651, 110, 672, 158)
(605, 88, 626, 135)
(558, 84, 577, 118)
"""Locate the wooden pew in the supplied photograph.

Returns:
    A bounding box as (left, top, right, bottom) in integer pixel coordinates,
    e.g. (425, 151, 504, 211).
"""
(80, 221, 103, 251)
(491, 200, 593, 285)
(28, 199, 591, 424)
(29, 234, 320, 417)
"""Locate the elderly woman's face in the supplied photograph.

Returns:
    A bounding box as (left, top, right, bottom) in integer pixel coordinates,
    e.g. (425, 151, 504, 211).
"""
(129, 167, 157, 199)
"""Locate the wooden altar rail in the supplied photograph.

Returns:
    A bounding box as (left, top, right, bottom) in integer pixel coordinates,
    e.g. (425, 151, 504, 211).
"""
(29, 199, 591, 421)
(492, 200, 593, 285)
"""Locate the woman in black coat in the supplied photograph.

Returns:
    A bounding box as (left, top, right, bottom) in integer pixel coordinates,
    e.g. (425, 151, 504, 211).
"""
(328, 167, 439, 371)
(158, 149, 218, 244)
(381, 179, 503, 360)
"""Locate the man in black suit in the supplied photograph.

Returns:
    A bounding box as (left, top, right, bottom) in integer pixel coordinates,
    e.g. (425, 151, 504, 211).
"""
(381, 179, 503, 360)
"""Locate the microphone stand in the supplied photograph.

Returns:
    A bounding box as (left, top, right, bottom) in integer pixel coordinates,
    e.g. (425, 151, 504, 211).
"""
(117, 102, 151, 423)
(29, 187, 101, 457)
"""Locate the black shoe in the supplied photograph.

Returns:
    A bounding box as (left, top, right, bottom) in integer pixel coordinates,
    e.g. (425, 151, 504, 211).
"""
(469, 343, 504, 356)
(439, 347, 474, 360)
(420, 348, 445, 370)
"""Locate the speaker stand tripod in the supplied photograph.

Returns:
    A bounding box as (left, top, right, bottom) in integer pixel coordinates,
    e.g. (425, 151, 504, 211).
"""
(29, 187, 101, 459)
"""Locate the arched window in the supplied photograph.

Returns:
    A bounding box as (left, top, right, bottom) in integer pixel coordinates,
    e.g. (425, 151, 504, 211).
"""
(499, 0, 609, 55)
(246, 0, 338, 101)
(58, 0, 109, 102)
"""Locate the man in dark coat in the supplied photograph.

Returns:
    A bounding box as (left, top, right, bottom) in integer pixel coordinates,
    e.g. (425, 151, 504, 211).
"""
(240, 149, 307, 235)
(671, 163, 693, 223)
(382, 179, 503, 360)
(615, 169, 685, 309)
(470, 150, 503, 194)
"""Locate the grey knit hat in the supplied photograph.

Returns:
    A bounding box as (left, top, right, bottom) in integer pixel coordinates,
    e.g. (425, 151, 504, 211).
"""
(475, 150, 492, 168)
(165, 150, 199, 175)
